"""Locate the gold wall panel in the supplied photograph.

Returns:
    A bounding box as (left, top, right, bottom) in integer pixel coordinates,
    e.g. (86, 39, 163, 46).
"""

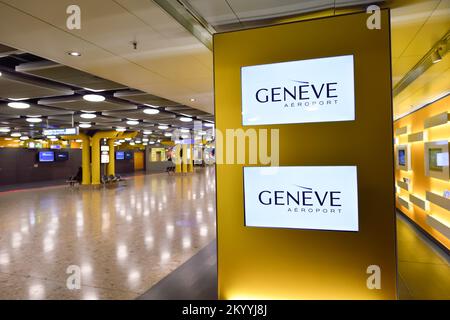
(214, 10, 397, 299)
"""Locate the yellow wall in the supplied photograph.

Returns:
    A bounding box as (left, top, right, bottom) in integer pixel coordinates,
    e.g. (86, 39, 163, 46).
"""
(394, 95, 450, 249)
(214, 11, 397, 299)
(134, 151, 144, 171)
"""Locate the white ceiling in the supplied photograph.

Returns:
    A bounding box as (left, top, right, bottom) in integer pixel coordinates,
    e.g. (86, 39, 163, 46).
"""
(0, 0, 214, 113)
(187, 0, 383, 26)
(0, 0, 448, 119)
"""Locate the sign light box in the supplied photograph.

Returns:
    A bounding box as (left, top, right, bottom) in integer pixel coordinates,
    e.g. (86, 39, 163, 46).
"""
(243, 166, 359, 232)
(241, 55, 355, 125)
(43, 128, 78, 136)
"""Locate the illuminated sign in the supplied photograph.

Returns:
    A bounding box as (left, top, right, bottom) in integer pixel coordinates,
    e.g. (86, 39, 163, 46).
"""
(43, 128, 78, 136)
(241, 55, 355, 125)
(244, 166, 359, 232)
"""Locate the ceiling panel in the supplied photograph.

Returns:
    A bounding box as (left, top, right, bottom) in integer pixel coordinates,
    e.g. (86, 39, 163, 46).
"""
(0, 0, 214, 113)
(0, 72, 74, 99)
(38, 96, 136, 112)
(16, 61, 128, 91)
(102, 109, 176, 121)
(0, 103, 69, 116)
(113, 90, 180, 107)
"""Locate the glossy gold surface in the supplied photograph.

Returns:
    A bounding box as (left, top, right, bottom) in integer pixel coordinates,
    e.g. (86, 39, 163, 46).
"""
(0, 168, 216, 299)
(214, 11, 397, 299)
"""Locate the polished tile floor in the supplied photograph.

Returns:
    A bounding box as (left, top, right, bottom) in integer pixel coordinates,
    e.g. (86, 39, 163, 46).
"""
(397, 214, 450, 299)
(0, 167, 216, 299)
(0, 167, 448, 299)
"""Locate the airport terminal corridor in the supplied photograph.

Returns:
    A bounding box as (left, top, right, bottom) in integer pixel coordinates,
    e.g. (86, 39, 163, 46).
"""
(0, 167, 216, 299)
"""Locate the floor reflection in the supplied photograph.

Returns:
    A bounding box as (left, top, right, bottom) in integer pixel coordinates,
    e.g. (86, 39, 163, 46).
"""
(0, 167, 216, 299)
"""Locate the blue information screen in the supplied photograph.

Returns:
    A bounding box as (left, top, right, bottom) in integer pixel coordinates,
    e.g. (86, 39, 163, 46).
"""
(39, 151, 55, 162)
(116, 151, 125, 160)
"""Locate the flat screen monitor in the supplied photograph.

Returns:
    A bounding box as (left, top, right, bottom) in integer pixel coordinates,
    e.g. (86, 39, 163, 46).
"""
(243, 166, 359, 232)
(398, 149, 406, 166)
(116, 151, 125, 160)
(125, 151, 133, 160)
(38, 151, 55, 162)
(241, 55, 355, 126)
(55, 151, 69, 161)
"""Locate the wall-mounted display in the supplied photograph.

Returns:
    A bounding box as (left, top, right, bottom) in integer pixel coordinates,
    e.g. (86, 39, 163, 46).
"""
(38, 151, 55, 162)
(116, 151, 125, 160)
(243, 166, 359, 232)
(396, 144, 411, 171)
(241, 55, 355, 126)
(424, 140, 449, 181)
(55, 151, 69, 161)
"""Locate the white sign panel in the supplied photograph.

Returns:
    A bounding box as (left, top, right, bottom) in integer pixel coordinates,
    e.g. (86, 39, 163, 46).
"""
(241, 55, 355, 125)
(244, 166, 359, 232)
(43, 127, 78, 136)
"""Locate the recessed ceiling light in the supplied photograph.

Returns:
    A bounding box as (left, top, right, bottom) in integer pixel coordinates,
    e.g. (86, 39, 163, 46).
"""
(26, 117, 42, 123)
(180, 129, 190, 133)
(80, 113, 96, 119)
(143, 108, 160, 115)
(115, 127, 126, 132)
(179, 117, 192, 122)
(204, 122, 214, 127)
(0, 127, 10, 133)
(158, 125, 169, 130)
(75, 139, 83, 143)
(129, 142, 135, 146)
(4, 138, 12, 140)
(10, 132, 21, 137)
(190, 98, 195, 102)
(8, 102, 30, 109)
(164, 132, 172, 137)
(79, 123, 92, 128)
(143, 142, 148, 146)
(143, 130, 152, 135)
(149, 141, 155, 145)
(20, 136, 29, 140)
(157, 139, 161, 143)
(126, 120, 139, 125)
(50, 138, 58, 141)
(83, 94, 105, 102)
(68, 51, 81, 57)
(124, 138, 132, 141)
(47, 135, 56, 139)
(142, 138, 149, 142)
(0, 71, 2, 77)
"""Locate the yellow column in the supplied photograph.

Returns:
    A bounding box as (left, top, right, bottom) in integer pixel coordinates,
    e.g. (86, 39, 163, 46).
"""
(62, 133, 91, 185)
(175, 144, 182, 173)
(107, 138, 115, 176)
(188, 144, 194, 172)
(182, 144, 188, 173)
(91, 131, 120, 185)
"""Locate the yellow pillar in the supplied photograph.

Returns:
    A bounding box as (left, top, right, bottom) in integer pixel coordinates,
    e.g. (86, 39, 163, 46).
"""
(62, 133, 90, 185)
(188, 144, 194, 172)
(182, 144, 188, 173)
(107, 138, 115, 176)
(175, 144, 182, 173)
(91, 131, 120, 185)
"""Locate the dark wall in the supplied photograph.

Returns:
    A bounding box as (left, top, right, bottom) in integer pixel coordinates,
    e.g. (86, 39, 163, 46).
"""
(0, 148, 82, 186)
(115, 150, 136, 175)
